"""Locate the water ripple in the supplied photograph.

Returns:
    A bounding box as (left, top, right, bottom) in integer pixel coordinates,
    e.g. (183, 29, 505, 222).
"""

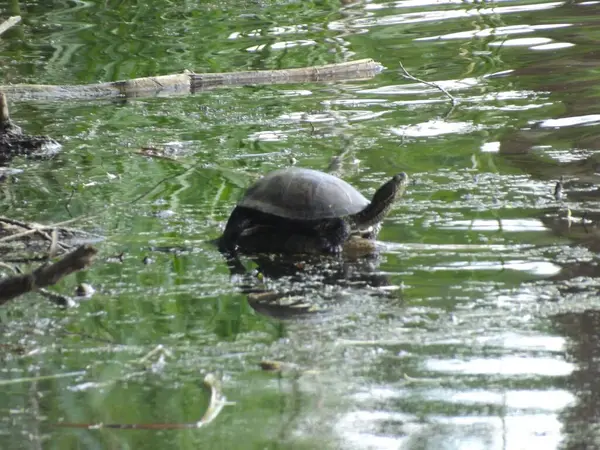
(415, 23, 572, 41)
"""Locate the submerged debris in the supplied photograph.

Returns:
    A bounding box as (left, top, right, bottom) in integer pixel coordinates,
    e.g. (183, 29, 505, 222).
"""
(0, 215, 101, 262)
(0, 215, 101, 304)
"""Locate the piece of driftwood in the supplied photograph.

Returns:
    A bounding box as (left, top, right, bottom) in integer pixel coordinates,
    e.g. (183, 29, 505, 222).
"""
(0, 16, 20, 37)
(0, 92, 61, 161)
(0, 59, 383, 101)
(0, 245, 97, 304)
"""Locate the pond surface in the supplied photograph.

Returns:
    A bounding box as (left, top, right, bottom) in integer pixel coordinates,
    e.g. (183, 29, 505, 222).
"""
(1, 0, 600, 448)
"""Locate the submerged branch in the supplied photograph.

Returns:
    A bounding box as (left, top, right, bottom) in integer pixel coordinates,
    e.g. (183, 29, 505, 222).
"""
(0, 370, 85, 386)
(1, 59, 383, 101)
(0, 16, 21, 37)
(0, 245, 97, 304)
(54, 373, 233, 430)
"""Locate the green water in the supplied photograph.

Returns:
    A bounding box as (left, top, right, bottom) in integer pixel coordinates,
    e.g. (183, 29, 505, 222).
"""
(1, 0, 600, 448)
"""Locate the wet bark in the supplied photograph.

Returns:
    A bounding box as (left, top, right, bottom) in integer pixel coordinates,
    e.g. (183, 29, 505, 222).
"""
(0, 59, 383, 101)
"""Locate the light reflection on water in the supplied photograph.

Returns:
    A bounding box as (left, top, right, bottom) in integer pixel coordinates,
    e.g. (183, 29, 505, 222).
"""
(537, 115, 600, 128)
(336, 412, 564, 450)
(415, 23, 573, 41)
(331, 1, 564, 28)
(425, 355, 573, 376)
(439, 219, 547, 231)
(391, 120, 486, 137)
(422, 260, 561, 276)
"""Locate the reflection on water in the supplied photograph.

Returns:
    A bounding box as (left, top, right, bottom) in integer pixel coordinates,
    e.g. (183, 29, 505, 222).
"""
(2, 0, 600, 448)
(440, 219, 547, 231)
(554, 311, 600, 449)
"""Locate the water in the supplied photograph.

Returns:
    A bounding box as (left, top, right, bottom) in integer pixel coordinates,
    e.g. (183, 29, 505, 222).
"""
(1, 0, 600, 448)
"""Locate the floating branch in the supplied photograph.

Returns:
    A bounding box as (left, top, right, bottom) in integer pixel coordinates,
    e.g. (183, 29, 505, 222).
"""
(0, 16, 20, 37)
(0, 245, 97, 304)
(1, 59, 383, 101)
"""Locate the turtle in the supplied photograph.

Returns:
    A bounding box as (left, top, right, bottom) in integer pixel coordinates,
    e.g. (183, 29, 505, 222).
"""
(219, 167, 408, 255)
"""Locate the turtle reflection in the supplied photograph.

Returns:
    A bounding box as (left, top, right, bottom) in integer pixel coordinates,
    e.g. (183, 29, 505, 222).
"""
(224, 237, 394, 319)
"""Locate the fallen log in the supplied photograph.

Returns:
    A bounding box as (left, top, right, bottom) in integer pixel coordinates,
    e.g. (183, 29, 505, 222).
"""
(0, 59, 383, 101)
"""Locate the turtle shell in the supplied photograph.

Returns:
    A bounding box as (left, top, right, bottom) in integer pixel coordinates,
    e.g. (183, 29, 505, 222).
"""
(238, 168, 369, 221)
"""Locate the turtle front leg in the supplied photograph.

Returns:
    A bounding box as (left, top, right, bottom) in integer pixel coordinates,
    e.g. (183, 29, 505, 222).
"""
(316, 218, 351, 254)
(360, 223, 382, 240)
(219, 207, 254, 253)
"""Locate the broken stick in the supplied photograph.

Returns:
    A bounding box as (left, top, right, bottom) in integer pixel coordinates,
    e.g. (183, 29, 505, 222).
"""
(0, 245, 97, 304)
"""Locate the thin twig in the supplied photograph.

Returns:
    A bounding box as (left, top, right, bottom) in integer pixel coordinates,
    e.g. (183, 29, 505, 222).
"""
(0, 216, 71, 251)
(0, 261, 16, 272)
(0, 370, 85, 386)
(0, 215, 96, 243)
(0, 16, 20, 37)
(398, 60, 457, 118)
(398, 60, 457, 104)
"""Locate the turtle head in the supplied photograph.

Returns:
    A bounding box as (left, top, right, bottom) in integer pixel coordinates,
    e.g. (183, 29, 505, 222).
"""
(352, 172, 409, 228)
(375, 172, 408, 203)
